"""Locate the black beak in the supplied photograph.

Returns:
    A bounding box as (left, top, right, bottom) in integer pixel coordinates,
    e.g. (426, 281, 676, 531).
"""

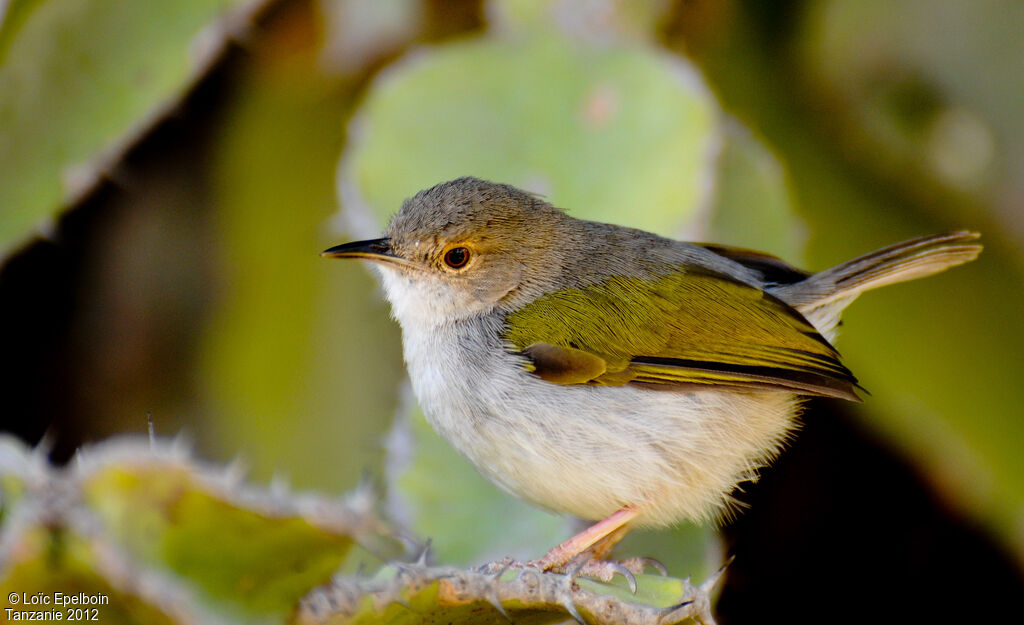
(321, 238, 395, 260)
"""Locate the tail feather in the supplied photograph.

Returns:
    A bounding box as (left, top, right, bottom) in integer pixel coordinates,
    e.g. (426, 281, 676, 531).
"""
(774, 231, 982, 338)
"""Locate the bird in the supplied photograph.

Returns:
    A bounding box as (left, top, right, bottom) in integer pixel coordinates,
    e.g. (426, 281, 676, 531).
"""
(323, 176, 982, 578)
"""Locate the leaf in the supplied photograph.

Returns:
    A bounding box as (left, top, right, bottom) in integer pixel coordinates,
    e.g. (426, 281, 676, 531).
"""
(295, 562, 720, 625)
(0, 0, 269, 256)
(340, 28, 719, 238)
(0, 436, 212, 623)
(0, 435, 406, 623)
(78, 437, 397, 619)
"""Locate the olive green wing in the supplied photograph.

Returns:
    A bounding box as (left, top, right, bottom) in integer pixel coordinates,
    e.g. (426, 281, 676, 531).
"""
(503, 267, 861, 401)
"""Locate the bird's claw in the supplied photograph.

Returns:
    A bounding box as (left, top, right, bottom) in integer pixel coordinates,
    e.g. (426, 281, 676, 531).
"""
(568, 556, 639, 594)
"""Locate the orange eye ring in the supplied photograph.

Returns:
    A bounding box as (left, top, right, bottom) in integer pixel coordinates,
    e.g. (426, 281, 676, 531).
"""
(443, 247, 470, 269)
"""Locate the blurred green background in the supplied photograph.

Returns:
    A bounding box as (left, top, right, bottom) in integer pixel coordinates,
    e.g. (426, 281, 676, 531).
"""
(2, 0, 1022, 621)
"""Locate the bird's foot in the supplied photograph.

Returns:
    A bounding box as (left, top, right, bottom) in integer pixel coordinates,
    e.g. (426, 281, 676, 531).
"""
(531, 552, 669, 594)
(473, 554, 725, 624)
(476, 553, 666, 593)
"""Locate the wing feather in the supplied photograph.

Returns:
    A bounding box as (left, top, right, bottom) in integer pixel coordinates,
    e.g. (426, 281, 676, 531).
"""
(503, 267, 861, 400)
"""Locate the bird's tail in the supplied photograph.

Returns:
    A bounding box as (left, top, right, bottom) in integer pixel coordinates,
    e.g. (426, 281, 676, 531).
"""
(775, 231, 982, 338)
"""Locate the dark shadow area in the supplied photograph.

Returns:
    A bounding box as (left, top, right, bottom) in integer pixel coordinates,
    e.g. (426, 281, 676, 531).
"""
(719, 401, 1024, 623)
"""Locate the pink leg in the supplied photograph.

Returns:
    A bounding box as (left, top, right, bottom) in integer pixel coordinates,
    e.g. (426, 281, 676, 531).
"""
(534, 506, 642, 571)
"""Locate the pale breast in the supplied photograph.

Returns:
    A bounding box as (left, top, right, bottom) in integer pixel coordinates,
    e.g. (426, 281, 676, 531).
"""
(399, 314, 802, 527)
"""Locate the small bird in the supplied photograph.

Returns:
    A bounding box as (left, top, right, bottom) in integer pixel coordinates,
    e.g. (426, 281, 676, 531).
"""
(323, 177, 981, 576)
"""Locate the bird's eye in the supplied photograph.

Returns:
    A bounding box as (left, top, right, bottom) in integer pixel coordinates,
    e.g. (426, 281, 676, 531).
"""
(443, 247, 470, 269)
